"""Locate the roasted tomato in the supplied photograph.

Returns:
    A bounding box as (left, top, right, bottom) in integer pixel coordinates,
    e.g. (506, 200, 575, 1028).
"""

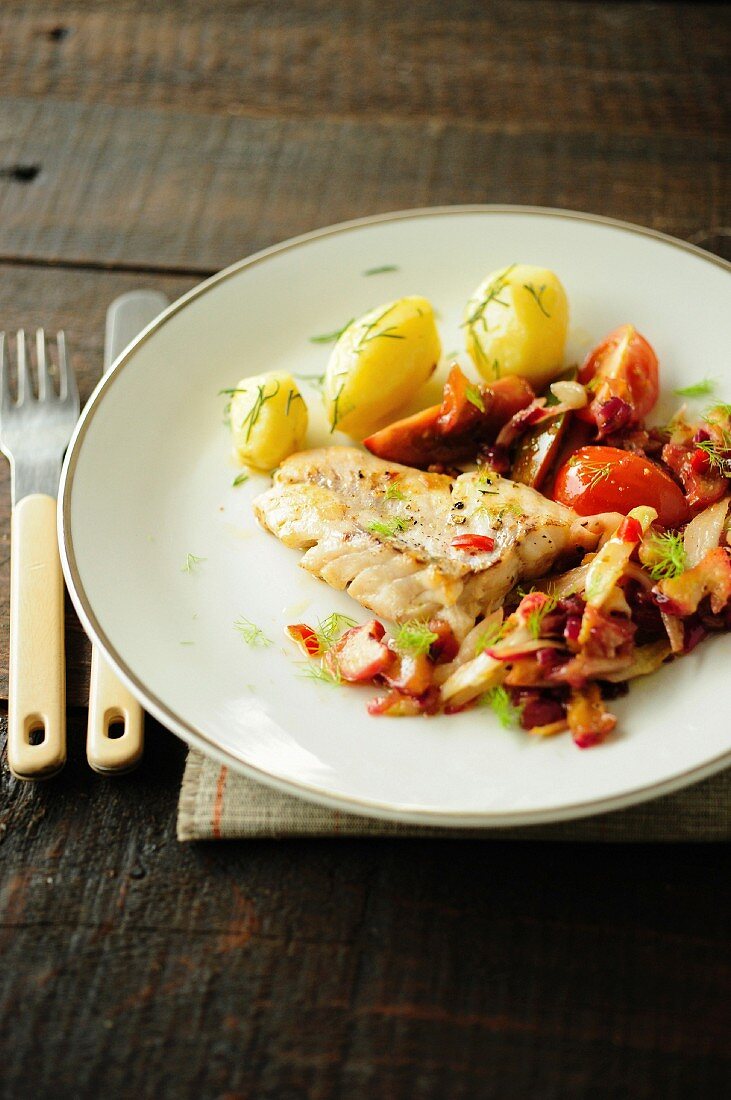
(578, 325, 659, 434)
(551, 446, 690, 526)
(363, 366, 533, 467)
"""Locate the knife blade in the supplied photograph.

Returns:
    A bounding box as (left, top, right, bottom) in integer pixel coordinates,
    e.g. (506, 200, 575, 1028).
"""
(86, 290, 169, 773)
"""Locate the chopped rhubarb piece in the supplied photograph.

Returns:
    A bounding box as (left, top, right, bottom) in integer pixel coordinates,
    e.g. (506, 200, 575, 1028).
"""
(536, 646, 563, 670)
(450, 534, 495, 554)
(519, 693, 567, 731)
(368, 686, 440, 717)
(653, 546, 731, 616)
(662, 442, 728, 511)
(567, 684, 617, 748)
(504, 658, 552, 687)
(564, 615, 582, 644)
(286, 623, 322, 658)
(579, 605, 636, 660)
(617, 516, 643, 543)
(690, 448, 711, 475)
(325, 620, 394, 683)
(383, 651, 434, 696)
(526, 719, 569, 738)
(683, 618, 708, 653)
(427, 619, 460, 663)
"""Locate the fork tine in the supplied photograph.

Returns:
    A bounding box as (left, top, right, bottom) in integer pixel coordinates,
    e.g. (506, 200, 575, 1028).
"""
(35, 328, 51, 400)
(0, 332, 10, 414)
(16, 330, 30, 404)
(56, 331, 79, 409)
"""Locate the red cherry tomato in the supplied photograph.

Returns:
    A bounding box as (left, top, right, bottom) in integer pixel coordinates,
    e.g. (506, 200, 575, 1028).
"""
(551, 446, 690, 526)
(578, 325, 659, 429)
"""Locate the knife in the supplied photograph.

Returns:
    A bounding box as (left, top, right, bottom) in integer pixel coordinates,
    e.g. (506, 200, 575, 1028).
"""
(86, 290, 169, 774)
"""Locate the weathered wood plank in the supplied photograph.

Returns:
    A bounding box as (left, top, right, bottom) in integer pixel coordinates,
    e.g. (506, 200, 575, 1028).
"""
(0, 96, 727, 271)
(0, 265, 200, 703)
(0, 710, 730, 1098)
(0, 1, 727, 138)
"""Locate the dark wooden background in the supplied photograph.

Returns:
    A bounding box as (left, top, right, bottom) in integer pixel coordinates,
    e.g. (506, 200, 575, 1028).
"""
(0, 2, 729, 1097)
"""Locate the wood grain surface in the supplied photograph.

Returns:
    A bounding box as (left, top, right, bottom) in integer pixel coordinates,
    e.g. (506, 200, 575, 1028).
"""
(0, 1, 729, 1096)
(1, 710, 730, 1099)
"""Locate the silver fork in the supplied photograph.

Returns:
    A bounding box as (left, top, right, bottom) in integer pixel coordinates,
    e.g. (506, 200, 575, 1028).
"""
(0, 330, 79, 778)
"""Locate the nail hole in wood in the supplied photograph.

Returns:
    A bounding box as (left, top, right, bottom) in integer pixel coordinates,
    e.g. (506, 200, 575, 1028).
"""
(107, 721, 125, 740)
(0, 165, 41, 183)
(47, 26, 70, 41)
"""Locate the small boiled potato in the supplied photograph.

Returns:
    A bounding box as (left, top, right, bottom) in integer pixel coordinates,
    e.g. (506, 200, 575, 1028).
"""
(229, 370, 308, 470)
(464, 264, 568, 390)
(323, 296, 441, 438)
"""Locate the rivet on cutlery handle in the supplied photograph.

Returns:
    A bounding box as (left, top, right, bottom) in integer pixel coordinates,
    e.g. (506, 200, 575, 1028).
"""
(87, 649, 144, 774)
(8, 494, 66, 778)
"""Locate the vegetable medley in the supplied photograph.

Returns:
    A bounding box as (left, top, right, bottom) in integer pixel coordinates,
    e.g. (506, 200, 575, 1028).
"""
(226, 262, 730, 748)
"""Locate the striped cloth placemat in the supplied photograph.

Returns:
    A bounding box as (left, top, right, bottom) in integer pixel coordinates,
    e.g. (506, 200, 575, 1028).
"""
(178, 750, 731, 841)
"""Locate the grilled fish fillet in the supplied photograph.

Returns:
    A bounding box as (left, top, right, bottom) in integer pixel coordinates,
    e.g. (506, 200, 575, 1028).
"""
(253, 447, 602, 637)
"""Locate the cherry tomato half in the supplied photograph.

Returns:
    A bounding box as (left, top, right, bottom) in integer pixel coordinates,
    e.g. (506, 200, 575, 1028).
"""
(551, 446, 690, 526)
(578, 324, 659, 429)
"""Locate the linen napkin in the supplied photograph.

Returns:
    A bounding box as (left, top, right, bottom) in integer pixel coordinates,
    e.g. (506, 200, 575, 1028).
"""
(178, 750, 731, 841)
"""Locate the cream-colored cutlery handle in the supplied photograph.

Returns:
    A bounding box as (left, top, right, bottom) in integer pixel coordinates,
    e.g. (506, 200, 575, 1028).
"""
(8, 494, 66, 778)
(87, 647, 144, 773)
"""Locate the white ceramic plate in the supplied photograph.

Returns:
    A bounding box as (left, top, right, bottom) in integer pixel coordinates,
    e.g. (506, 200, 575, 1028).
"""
(60, 206, 731, 826)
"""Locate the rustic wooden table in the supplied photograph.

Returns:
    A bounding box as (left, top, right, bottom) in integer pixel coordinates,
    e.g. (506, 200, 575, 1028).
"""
(0, 2, 729, 1096)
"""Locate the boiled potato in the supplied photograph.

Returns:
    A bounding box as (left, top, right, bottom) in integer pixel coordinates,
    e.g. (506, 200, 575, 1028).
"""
(229, 371, 307, 470)
(464, 264, 568, 390)
(323, 296, 440, 438)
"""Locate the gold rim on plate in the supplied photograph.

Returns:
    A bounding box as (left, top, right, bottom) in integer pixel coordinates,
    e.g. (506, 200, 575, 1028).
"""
(58, 205, 731, 826)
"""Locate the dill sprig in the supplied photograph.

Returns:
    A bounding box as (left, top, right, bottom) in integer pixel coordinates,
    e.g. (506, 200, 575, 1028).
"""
(286, 389, 304, 415)
(181, 553, 206, 573)
(522, 282, 551, 317)
(315, 613, 358, 649)
(646, 532, 687, 581)
(384, 480, 407, 502)
(674, 379, 715, 398)
(463, 264, 516, 332)
(706, 403, 731, 419)
(475, 469, 500, 495)
(368, 516, 411, 539)
(363, 264, 399, 276)
(480, 685, 523, 729)
(234, 617, 272, 647)
(526, 595, 558, 640)
(695, 440, 731, 474)
(474, 620, 505, 655)
(570, 456, 612, 491)
(232, 472, 249, 487)
(310, 319, 354, 345)
(329, 381, 346, 433)
(354, 305, 406, 354)
(696, 410, 731, 474)
(298, 662, 342, 686)
(479, 501, 525, 526)
(465, 384, 485, 412)
(226, 380, 281, 443)
(393, 620, 439, 657)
